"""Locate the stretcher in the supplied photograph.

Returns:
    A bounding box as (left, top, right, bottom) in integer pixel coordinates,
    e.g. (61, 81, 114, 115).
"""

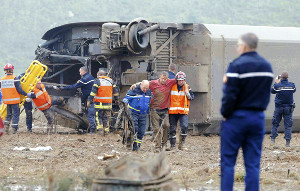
(0, 60, 48, 119)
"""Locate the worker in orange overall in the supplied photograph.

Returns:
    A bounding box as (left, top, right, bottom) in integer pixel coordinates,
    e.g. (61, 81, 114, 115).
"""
(87, 70, 119, 135)
(30, 81, 54, 133)
(1, 63, 32, 134)
(167, 71, 194, 151)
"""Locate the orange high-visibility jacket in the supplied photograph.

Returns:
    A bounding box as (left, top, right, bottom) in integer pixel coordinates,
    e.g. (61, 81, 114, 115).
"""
(1, 75, 21, 104)
(94, 76, 113, 103)
(32, 84, 51, 111)
(169, 84, 190, 115)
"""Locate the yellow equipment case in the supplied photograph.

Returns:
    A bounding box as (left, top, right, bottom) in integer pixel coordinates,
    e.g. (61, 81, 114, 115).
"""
(0, 60, 47, 119)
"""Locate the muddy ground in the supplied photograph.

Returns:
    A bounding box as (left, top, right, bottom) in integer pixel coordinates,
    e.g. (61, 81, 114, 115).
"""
(1, 113, 300, 190)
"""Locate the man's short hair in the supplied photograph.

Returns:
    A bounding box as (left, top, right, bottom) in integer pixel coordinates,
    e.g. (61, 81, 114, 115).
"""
(97, 70, 106, 76)
(158, 71, 168, 77)
(80, 66, 88, 73)
(168, 64, 176, 72)
(240, 33, 259, 50)
(281, 71, 288, 79)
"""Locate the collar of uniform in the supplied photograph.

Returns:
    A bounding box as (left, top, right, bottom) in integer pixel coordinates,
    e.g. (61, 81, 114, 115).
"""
(281, 79, 288, 83)
(241, 51, 257, 57)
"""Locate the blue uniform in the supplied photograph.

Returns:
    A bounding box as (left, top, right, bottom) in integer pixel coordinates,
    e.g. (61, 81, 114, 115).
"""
(17, 73, 33, 131)
(220, 51, 273, 191)
(61, 73, 94, 101)
(168, 71, 175, 79)
(270, 79, 296, 140)
(0, 89, 2, 103)
(123, 85, 152, 151)
(62, 73, 96, 132)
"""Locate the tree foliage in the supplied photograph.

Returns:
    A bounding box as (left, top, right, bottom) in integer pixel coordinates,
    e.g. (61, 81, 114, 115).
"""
(0, 0, 299, 74)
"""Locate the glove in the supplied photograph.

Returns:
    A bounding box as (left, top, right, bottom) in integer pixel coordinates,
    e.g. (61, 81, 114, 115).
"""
(25, 98, 32, 102)
(87, 101, 91, 107)
(53, 86, 60, 90)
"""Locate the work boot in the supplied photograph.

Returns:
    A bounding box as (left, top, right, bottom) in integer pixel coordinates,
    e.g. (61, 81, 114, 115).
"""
(166, 137, 176, 151)
(286, 139, 290, 147)
(178, 135, 188, 151)
(47, 124, 54, 134)
(271, 138, 275, 145)
(166, 145, 176, 151)
(4, 124, 10, 134)
(13, 128, 17, 134)
(132, 142, 138, 151)
(104, 127, 109, 136)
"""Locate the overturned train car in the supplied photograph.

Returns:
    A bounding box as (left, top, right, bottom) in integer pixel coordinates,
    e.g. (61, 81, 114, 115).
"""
(35, 18, 300, 134)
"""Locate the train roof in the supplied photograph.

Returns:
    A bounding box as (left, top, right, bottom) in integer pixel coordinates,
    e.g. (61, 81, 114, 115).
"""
(42, 21, 300, 43)
(204, 24, 300, 43)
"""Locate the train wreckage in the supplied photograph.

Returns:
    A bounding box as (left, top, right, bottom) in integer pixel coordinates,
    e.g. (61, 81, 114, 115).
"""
(35, 18, 300, 134)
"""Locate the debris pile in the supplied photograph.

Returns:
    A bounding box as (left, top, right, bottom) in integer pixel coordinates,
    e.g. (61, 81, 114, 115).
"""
(92, 152, 178, 191)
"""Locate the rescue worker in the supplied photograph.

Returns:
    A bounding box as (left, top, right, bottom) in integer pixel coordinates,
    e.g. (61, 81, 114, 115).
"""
(87, 70, 119, 135)
(167, 71, 194, 151)
(0, 63, 32, 134)
(220, 33, 273, 191)
(270, 71, 296, 147)
(55, 66, 96, 133)
(18, 73, 33, 132)
(30, 81, 54, 133)
(168, 63, 176, 79)
(123, 80, 152, 151)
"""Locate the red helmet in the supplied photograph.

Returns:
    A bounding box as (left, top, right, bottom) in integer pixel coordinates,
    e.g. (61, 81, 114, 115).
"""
(4, 63, 14, 71)
(175, 71, 186, 80)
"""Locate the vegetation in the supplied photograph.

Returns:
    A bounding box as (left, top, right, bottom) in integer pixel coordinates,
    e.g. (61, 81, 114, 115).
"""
(1, 0, 299, 74)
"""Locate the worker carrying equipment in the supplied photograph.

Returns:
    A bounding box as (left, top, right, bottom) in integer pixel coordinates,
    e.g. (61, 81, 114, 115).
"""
(0, 60, 47, 134)
(1, 63, 32, 134)
(30, 81, 54, 133)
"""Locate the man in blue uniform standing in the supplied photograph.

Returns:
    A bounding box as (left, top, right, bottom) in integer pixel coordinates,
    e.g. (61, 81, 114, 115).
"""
(168, 63, 176, 79)
(123, 80, 152, 151)
(55, 66, 96, 133)
(220, 33, 273, 191)
(270, 72, 296, 147)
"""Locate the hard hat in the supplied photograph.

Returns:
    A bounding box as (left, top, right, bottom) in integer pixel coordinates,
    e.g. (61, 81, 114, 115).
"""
(4, 63, 14, 71)
(175, 71, 186, 81)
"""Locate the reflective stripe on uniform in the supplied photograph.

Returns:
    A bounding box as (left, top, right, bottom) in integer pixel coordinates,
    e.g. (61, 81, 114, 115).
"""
(134, 139, 142, 144)
(2, 98, 20, 101)
(273, 87, 296, 92)
(169, 107, 189, 111)
(37, 102, 51, 109)
(128, 104, 140, 112)
(171, 91, 185, 96)
(94, 96, 112, 100)
(35, 91, 43, 98)
(226, 72, 274, 78)
(79, 79, 94, 85)
(94, 103, 112, 109)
